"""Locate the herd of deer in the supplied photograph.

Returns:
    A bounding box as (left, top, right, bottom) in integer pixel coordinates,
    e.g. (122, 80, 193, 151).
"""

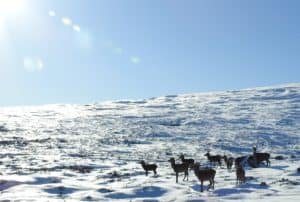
(139, 147, 271, 192)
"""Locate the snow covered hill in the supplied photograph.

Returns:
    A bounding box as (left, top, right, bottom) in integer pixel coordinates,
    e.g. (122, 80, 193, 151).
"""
(0, 83, 299, 201)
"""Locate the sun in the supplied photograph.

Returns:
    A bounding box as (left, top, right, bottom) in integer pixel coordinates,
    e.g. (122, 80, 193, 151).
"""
(0, 0, 25, 19)
(0, 0, 27, 34)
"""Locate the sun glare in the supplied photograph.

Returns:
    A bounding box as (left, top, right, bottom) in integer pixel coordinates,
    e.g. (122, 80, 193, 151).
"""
(0, 0, 25, 19)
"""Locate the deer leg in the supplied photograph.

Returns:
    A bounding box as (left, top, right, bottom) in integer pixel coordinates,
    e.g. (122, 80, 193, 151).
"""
(154, 169, 157, 175)
(176, 173, 178, 183)
(146, 170, 148, 176)
(186, 171, 189, 181)
(201, 181, 203, 192)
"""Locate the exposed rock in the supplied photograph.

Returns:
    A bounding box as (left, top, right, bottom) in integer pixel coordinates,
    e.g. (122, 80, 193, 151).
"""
(260, 182, 268, 187)
(275, 155, 285, 160)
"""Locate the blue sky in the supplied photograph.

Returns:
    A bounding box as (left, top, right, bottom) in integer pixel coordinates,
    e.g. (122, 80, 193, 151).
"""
(0, 0, 299, 106)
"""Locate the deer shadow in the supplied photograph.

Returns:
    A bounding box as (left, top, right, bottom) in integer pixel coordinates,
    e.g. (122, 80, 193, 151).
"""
(214, 182, 273, 197)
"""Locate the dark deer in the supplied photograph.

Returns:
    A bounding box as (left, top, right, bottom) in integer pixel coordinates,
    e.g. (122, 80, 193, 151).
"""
(253, 147, 271, 167)
(192, 163, 216, 192)
(204, 152, 222, 166)
(236, 165, 246, 185)
(247, 155, 258, 168)
(223, 155, 234, 170)
(168, 157, 189, 183)
(139, 160, 157, 176)
(235, 155, 248, 168)
(179, 154, 194, 168)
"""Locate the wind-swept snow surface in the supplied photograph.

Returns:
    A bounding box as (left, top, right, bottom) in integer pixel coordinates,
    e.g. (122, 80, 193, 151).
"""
(0, 83, 299, 201)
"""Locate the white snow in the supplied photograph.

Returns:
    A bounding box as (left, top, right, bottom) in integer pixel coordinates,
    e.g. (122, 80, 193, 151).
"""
(0, 83, 299, 201)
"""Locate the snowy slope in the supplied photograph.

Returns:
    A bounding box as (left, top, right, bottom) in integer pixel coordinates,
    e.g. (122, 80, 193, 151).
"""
(0, 83, 299, 201)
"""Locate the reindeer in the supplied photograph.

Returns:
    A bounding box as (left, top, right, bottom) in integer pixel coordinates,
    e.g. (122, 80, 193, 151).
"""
(253, 147, 271, 167)
(223, 155, 234, 170)
(236, 165, 246, 185)
(204, 152, 222, 166)
(192, 163, 216, 192)
(139, 160, 157, 176)
(168, 157, 189, 183)
(179, 154, 194, 168)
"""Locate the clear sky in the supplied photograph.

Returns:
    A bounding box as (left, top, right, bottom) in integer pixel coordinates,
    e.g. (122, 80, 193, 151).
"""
(1, 0, 299, 106)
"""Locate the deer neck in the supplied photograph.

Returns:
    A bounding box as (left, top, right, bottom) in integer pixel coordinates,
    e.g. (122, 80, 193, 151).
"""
(170, 161, 176, 168)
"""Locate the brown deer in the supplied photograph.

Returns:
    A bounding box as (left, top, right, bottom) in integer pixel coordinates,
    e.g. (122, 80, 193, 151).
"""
(236, 165, 246, 185)
(179, 154, 195, 168)
(247, 155, 258, 168)
(139, 160, 157, 176)
(235, 155, 248, 168)
(223, 155, 234, 170)
(253, 147, 271, 167)
(204, 152, 222, 166)
(192, 163, 216, 192)
(168, 157, 189, 183)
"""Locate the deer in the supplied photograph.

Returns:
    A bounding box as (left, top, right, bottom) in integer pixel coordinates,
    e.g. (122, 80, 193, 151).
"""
(253, 147, 271, 167)
(179, 154, 195, 168)
(204, 152, 222, 166)
(236, 165, 246, 185)
(168, 157, 189, 183)
(139, 160, 157, 176)
(235, 155, 248, 168)
(192, 163, 216, 192)
(246, 155, 259, 168)
(223, 155, 234, 170)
